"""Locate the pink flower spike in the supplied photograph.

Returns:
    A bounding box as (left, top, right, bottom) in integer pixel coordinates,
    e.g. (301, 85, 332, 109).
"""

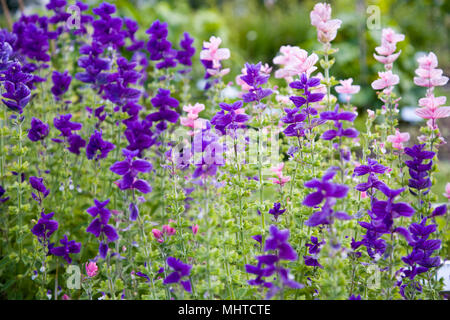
(415, 94, 450, 120)
(373, 51, 401, 66)
(371, 71, 399, 90)
(183, 103, 205, 116)
(381, 28, 405, 46)
(200, 36, 230, 69)
(414, 52, 449, 88)
(273, 45, 318, 79)
(444, 183, 450, 200)
(85, 262, 98, 277)
(310, 3, 342, 43)
(386, 129, 410, 150)
(192, 224, 199, 235)
(415, 106, 450, 120)
(335, 78, 360, 95)
(62, 294, 71, 300)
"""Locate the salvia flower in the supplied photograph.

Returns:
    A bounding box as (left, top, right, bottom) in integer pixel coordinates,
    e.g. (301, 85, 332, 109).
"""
(310, 2, 342, 44)
(430, 204, 446, 219)
(86, 130, 115, 161)
(12, 14, 57, 63)
(28, 117, 49, 142)
(124, 17, 145, 51)
(53, 114, 82, 138)
(1, 63, 33, 113)
(303, 236, 325, 268)
(176, 32, 195, 66)
(163, 257, 192, 293)
(200, 36, 230, 70)
(415, 95, 450, 122)
(200, 36, 230, 83)
(240, 62, 273, 104)
(354, 158, 388, 177)
(273, 45, 318, 80)
(86, 199, 119, 258)
(387, 129, 410, 150)
(75, 42, 111, 86)
(268, 202, 286, 221)
(371, 70, 400, 91)
(445, 183, 450, 199)
(92, 2, 126, 49)
(146, 20, 177, 69)
(29, 176, 50, 204)
(51, 235, 81, 264)
(46, 0, 71, 26)
(146, 88, 180, 132)
(335, 78, 360, 103)
(369, 185, 415, 232)
(414, 52, 448, 89)
(373, 28, 404, 69)
(210, 100, 250, 135)
(31, 211, 59, 243)
(111, 149, 152, 194)
(51, 70, 71, 100)
(246, 225, 303, 299)
(303, 168, 351, 226)
(404, 144, 435, 195)
(124, 118, 156, 156)
(395, 217, 441, 298)
(320, 105, 359, 141)
(104, 57, 141, 106)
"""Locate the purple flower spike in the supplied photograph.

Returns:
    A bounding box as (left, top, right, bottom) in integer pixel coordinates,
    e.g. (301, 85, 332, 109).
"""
(404, 144, 435, 195)
(264, 225, 298, 261)
(51, 235, 81, 264)
(111, 148, 153, 195)
(163, 257, 192, 293)
(31, 211, 59, 243)
(268, 202, 286, 221)
(86, 130, 115, 161)
(51, 70, 71, 100)
(28, 117, 49, 142)
(29, 176, 50, 203)
(303, 168, 351, 227)
(176, 32, 195, 67)
(430, 204, 446, 218)
(211, 100, 249, 134)
(146, 20, 177, 69)
(354, 158, 388, 176)
(246, 225, 303, 298)
(53, 114, 82, 137)
(303, 168, 348, 207)
(240, 62, 273, 104)
(320, 105, 359, 141)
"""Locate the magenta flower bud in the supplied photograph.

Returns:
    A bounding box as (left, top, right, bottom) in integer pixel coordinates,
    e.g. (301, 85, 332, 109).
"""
(86, 262, 98, 277)
(162, 225, 176, 236)
(152, 229, 163, 242)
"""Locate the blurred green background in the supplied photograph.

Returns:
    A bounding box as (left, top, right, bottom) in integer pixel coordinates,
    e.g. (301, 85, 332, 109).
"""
(1, 0, 449, 198)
